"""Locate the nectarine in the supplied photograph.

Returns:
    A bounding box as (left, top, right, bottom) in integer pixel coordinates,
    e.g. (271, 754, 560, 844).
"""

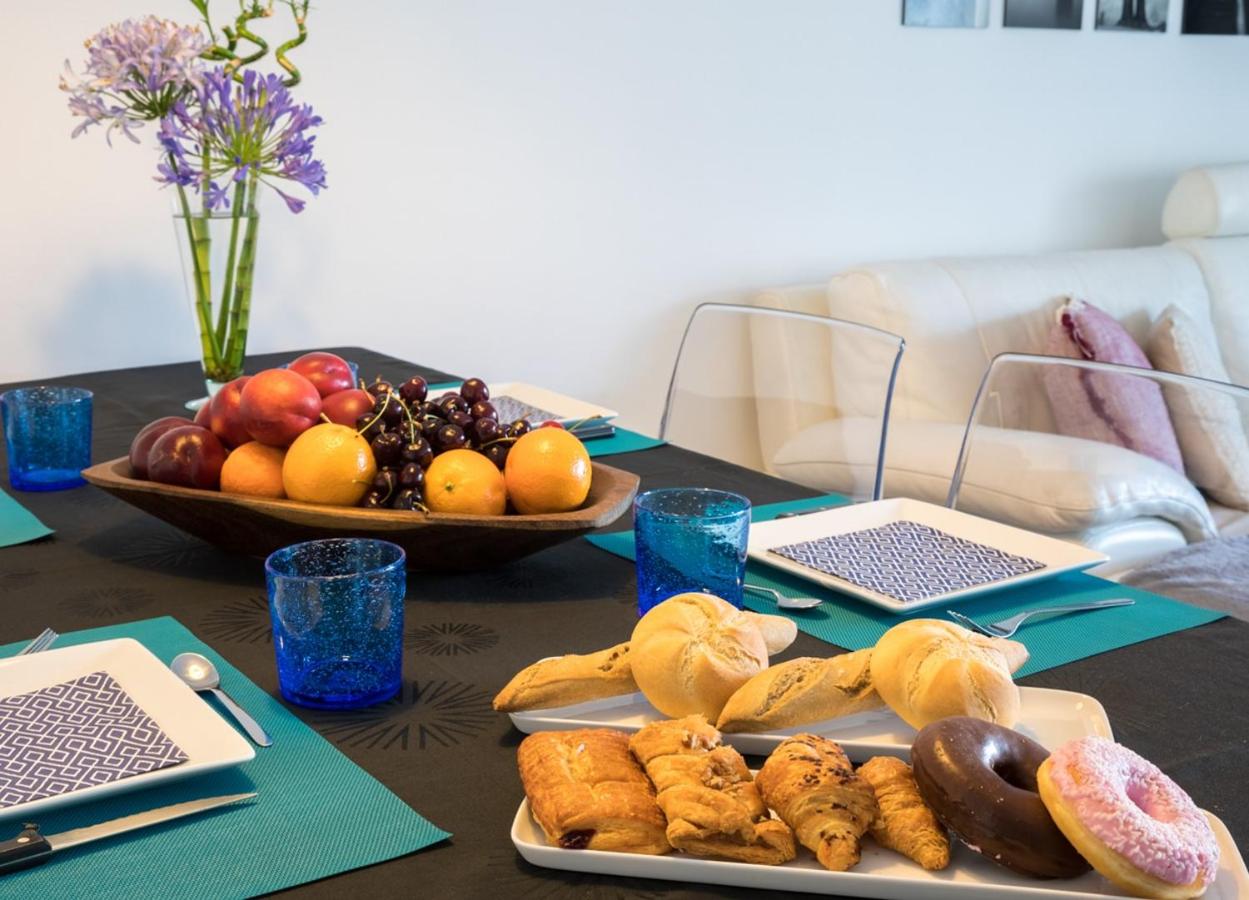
(289, 352, 354, 398)
(129, 417, 195, 479)
(322, 388, 374, 427)
(147, 425, 227, 489)
(209, 375, 252, 448)
(239, 369, 322, 446)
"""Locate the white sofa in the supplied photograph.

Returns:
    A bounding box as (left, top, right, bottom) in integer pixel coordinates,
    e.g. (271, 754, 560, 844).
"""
(752, 163, 1249, 572)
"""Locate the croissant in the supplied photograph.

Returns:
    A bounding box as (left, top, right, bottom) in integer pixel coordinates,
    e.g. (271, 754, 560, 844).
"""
(857, 756, 950, 870)
(755, 733, 878, 871)
(628, 716, 796, 865)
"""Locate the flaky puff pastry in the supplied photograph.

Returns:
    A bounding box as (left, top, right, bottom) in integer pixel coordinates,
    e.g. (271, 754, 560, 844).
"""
(857, 756, 950, 870)
(628, 716, 795, 865)
(517, 729, 670, 854)
(755, 734, 878, 871)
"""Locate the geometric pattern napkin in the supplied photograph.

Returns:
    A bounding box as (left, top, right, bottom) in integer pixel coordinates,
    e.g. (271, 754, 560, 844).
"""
(769, 519, 1045, 603)
(0, 671, 187, 808)
(490, 396, 562, 425)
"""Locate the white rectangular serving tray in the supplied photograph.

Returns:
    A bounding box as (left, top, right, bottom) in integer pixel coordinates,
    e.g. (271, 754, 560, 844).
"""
(0, 638, 255, 820)
(512, 800, 1248, 899)
(747, 498, 1108, 613)
(509, 686, 1111, 760)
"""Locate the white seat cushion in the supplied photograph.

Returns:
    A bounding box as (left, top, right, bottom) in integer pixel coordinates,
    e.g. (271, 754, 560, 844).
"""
(770, 418, 1217, 542)
(1211, 503, 1249, 539)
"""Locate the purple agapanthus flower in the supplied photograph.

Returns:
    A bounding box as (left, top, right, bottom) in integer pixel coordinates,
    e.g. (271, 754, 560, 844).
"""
(60, 16, 207, 145)
(157, 67, 327, 213)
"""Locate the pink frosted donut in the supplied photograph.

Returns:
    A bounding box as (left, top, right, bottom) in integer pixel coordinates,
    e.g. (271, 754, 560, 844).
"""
(1037, 736, 1219, 899)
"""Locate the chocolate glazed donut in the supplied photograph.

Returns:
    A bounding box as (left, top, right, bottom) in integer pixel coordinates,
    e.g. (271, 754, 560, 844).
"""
(911, 717, 1090, 878)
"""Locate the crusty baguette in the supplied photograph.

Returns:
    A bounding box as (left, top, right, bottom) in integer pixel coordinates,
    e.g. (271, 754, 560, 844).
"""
(493, 642, 635, 712)
(716, 650, 883, 733)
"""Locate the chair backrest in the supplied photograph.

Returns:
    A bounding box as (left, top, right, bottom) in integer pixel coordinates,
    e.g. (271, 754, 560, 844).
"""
(946, 352, 1249, 543)
(658, 302, 904, 501)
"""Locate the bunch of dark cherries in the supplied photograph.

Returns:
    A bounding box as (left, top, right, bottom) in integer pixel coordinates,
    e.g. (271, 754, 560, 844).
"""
(356, 376, 534, 511)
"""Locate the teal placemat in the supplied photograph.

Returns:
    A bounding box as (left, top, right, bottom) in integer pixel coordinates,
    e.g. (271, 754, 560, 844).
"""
(427, 381, 664, 458)
(0, 617, 450, 899)
(580, 427, 665, 458)
(0, 486, 53, 547)
(587, 495, 1225, 676)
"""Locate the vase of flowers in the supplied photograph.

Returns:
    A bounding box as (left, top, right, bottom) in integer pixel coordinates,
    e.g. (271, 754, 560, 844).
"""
(60, 3, 326, 403)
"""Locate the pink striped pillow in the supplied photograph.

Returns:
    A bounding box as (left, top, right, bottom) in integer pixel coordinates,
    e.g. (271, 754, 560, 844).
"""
(1041, 298, 1184, 473)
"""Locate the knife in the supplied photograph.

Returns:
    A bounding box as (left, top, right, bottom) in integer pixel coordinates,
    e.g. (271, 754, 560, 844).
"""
(0, 792, 256, 874)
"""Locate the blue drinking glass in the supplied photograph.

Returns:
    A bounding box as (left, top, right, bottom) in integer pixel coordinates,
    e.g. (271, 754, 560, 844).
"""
(1, 386, 93, 492)
(634, 488, 751, 616)
(265, 538, 406, 710)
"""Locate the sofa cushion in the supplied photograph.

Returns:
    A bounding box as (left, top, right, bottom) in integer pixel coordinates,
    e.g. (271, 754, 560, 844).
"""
(1162, 163, 1249, 240)
(1042, 298, 1184, 473)
(1147, 305, 1249, 510)
(824, 246, 1214, 430)
(769, 417, 1217, 542)
(1171, 236, 1249, 387)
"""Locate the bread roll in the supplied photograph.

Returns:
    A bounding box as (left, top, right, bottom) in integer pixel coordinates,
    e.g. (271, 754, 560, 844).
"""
(743, 611, 798, 655)
(716, 650, 883, 733)
(493, 642, 635, 712)
(630, 593, 769, 720)
(869, 619, 1027, 730)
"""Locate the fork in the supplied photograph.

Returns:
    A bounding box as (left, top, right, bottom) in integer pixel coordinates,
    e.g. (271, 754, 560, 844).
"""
(948, 599, 1135, 638)
(16, 628, 59, 656)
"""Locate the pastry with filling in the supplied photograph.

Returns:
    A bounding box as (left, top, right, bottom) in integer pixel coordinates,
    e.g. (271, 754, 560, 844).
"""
(517, 728, 669, 854)
(628, 715, 796, 865)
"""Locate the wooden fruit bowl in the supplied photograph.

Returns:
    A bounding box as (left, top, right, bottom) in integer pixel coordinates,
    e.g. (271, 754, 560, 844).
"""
(82, 456, 640, 572)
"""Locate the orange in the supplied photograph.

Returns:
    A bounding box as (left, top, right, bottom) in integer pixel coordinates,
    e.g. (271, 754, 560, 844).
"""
(425, 449, 507, 515)
(282, 423, 377, 506)
(504, 428, 591, 514)
(220, 441, 287, 498)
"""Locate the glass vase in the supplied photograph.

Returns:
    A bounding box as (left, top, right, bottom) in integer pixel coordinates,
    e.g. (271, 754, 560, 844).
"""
(173, 205, 260, 406)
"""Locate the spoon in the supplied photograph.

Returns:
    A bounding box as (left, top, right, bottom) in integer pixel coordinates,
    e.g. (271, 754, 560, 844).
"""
(171, 652, 273, 747)
(744, 584, 823, 610)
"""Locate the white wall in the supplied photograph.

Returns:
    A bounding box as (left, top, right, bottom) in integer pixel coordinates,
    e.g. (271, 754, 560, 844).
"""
(2, 1, 1247, 430)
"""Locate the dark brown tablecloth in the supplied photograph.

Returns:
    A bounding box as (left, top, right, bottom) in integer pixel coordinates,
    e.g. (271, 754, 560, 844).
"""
(2, 347, 1246, 899)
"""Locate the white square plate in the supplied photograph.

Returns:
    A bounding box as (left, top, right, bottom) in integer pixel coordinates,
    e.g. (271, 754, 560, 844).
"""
(509, 685, 1112, 761)
(0, 639, 255, 820)
(748, 498, 1108, 613)
(512, 800, 1247, 899)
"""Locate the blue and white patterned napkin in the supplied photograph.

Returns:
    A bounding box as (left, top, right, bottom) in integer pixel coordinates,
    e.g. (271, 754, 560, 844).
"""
(491, 396, 562, 425)
(0, 671, 187, 808)
(769, 520, 1045, 603)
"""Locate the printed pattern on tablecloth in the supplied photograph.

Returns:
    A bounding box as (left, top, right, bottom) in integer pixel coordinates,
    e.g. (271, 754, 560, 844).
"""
(0, 671, 187, 808)
(769, 520, 1045, 603)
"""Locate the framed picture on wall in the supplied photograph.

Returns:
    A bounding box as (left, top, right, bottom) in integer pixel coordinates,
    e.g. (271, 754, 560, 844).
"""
(1096, 0, 1167, 30)
(1004, 0, 1085, 28)
(1183, 0, 1248, 33)
(902, 0, 990, 27)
